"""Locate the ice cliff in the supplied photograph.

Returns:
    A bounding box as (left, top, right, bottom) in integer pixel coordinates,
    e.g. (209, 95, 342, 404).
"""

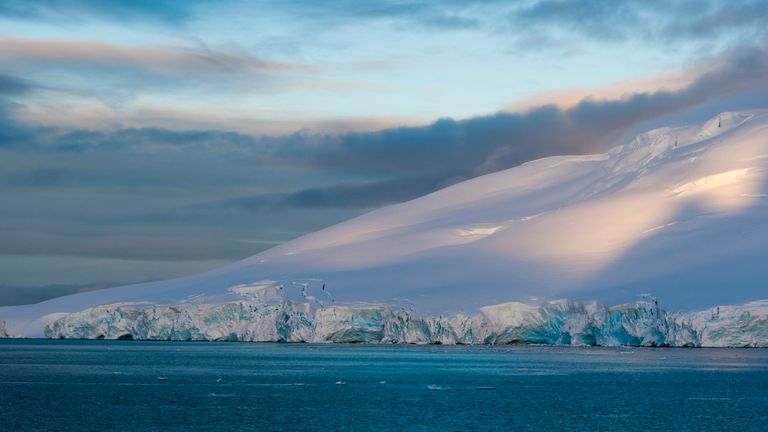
(0, 320, 7, 338)
(43, 290, 767, 347)
(673, 301, 768, 347)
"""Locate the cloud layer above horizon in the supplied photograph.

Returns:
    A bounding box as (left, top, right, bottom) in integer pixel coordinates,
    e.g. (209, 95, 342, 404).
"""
(1, 0, 768, 305)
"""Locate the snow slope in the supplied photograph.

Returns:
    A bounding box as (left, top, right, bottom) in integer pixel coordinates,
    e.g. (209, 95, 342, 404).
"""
(2, 111, 768, 344)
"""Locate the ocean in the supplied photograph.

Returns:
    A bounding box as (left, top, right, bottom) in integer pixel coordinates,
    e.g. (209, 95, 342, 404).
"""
(1, 340, 766, 431)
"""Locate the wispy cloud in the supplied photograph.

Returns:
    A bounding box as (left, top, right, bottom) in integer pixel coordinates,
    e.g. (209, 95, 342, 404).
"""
(0, 282, 115, 306)
(5, 1, 766, 50)
(0, 37, 302, 78)
(508, 0, 768, 49)
(0, 73, 35, 95)
(0, 0, 201, 26)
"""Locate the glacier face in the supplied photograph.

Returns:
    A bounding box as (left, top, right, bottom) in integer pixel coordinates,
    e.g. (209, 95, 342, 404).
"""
(674, 302, 768, 348)
(0, 320, 7, 338)
(43, 295, 768, 347)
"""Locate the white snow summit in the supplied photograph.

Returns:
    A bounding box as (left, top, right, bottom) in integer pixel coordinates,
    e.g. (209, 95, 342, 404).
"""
(2, 111, 768, 346)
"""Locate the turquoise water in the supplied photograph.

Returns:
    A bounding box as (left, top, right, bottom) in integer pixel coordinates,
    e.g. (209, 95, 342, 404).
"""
(1, 340, 767, 431)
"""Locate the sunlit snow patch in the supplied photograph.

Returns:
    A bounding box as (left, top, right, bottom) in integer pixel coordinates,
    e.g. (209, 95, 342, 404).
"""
(456, 225, 503, 237)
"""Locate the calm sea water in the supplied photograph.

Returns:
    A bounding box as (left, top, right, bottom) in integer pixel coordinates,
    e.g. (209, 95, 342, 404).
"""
(1, 340, 767, 431)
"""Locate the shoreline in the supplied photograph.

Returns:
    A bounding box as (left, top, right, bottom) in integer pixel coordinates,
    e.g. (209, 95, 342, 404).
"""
(2, 336, 767, 350)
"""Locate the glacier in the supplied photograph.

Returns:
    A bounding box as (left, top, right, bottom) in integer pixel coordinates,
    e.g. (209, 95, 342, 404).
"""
(42, 284, 767, 347)
(0, 320, 7, 338)
(2, 111, 768, 345)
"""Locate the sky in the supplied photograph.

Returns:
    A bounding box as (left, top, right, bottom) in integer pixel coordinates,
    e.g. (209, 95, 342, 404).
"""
(1, 0, 768, 305)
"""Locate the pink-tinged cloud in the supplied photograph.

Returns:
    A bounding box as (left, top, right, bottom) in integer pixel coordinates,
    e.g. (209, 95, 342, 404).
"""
(508, 71, 693, 112)
(0, 37, 304, 77)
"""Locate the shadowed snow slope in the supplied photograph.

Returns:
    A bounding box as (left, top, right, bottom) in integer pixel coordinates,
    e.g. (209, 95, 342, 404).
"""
(2, 111, 768, 340)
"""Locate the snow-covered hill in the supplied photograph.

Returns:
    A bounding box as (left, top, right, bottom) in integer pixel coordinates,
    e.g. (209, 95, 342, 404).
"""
(2, 111, 768, 345)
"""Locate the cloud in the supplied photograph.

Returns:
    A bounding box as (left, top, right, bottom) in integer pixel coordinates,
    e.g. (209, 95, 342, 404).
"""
(512, 0, 641, 40)
(0, 0, 201, 26)
(216, 174, 450, 212)
(266, 45, 768, 174)
(6, 1, 764, 49)
(243, 1, 768, 53)
(265, 0, 489, 31)
(0, 37, 310, 118)
(244, 46, 768, 210)
(0, 282, 115, 306)
(0, 228, 258, 261)
(0, 73, 35, 96)
(4, 44, 768, 191)
(0, 37, 302, 79)
(508, 0, 768, 48)
(141, 44, 765, 213)
(0, 74, 40, 146)
(0, 0, 480, 33)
